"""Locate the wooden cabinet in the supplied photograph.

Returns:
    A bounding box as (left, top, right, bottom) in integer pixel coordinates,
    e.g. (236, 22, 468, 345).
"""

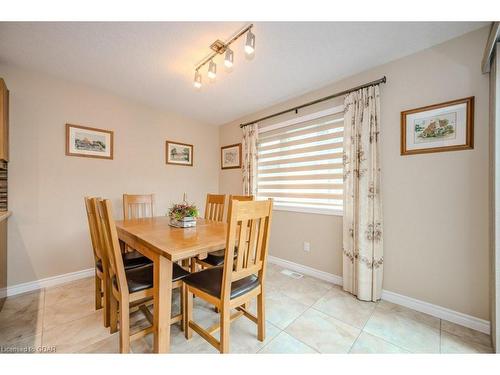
(0, 78, 9, 162)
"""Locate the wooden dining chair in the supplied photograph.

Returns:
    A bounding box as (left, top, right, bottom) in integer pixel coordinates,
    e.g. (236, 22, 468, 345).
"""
(183, 199, 273, 353)
(98, 199, 190, 353)
(85, 197, 155, 328)
(194, 195, 255, 270)
(189, 194, 226, 272)
(123, 194, 155, 220)
(204, 193, 226, 222)
(84, 197, 109, 325)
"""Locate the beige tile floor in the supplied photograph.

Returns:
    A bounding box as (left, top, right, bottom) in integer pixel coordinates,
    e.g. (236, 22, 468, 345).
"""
(0, 263, 494, 354)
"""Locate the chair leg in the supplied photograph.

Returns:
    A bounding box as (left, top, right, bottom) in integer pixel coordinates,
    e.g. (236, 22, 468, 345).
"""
(184, 288, 193, 339)
(103, 275, 110, 328)
(220, 306, 230, 353)
(119, 298, 130, 353)
(110, 293, 118, 334)
(95, 273, 102, 310)
(190, 258, 197, 273)
(257, 291, 265, 341)
(180, 284, 185, 332)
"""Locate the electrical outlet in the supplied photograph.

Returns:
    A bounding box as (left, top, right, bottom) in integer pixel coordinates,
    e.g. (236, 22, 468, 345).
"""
(303, 241, 310, 252)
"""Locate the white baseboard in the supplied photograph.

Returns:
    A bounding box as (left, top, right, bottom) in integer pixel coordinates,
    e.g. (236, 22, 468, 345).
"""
(2, 268, 94, 297)
(268, 255, 343, 285)
(267, 255, 491, 335)
(380, 290, 491, 334)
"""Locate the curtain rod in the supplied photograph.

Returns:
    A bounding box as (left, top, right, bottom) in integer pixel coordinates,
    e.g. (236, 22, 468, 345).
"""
(240, 76, 387, 128)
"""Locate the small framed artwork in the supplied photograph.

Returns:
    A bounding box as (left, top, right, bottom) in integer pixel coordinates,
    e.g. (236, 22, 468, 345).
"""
(401, 97, 474, 156)
(221, 143, 242, 170)
(65, 124, 114, 159)
(166, 140, 193, 166)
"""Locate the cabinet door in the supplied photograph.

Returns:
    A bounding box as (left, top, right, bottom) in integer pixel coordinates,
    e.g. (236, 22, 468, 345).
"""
(0, 79, 8, 162)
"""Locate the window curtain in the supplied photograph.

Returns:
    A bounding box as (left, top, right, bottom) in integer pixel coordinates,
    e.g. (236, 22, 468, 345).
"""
(242, 123, 259, 195)
(342, 85, 383, 301)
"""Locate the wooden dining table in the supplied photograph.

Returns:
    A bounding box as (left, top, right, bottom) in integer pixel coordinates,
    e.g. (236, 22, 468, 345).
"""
(114, 216, 227, 353)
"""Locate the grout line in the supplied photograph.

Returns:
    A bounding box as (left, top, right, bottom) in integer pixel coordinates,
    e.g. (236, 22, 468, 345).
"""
(346, 299, 377, 353)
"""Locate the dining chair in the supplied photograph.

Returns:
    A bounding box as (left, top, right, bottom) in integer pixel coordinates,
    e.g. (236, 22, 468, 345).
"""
(84, 196, 108, 324)
(122, 194, 155, 253)
(189, 193, 226, 272)
(85, 197, 154, 328)
(204, 193, 226, 222)
(183, 199, 273, 353)
(195, 195, 255, 269)
(123, 193, 155, 220)
(98, 198, 190, 353)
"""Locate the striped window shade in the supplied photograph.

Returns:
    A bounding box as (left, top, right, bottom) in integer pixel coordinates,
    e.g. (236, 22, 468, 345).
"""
(256, 110, 344, 214)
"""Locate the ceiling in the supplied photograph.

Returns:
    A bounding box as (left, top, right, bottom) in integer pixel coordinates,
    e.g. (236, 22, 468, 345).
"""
(0, 22, 488, 125)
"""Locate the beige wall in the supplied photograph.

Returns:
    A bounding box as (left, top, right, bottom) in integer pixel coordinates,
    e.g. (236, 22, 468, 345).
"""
(219, 27, 491, 320)
(2, 64, 219, 286)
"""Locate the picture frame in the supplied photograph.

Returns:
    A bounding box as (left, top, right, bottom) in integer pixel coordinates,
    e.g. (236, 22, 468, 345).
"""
(65, 123, 114, 160)
(166, 140, 194, 166)
(401, 97, 474, 156)
(221, 143, 242, 170)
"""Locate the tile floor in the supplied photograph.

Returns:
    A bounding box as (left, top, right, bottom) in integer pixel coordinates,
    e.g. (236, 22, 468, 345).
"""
(0, 263, 494, 354)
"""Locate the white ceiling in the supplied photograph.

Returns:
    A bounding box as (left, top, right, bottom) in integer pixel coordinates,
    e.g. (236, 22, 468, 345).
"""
(0, 22, 488, 125)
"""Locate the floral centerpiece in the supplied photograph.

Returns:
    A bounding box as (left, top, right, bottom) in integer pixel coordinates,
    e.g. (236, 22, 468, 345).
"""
(168, 194, 199, 228)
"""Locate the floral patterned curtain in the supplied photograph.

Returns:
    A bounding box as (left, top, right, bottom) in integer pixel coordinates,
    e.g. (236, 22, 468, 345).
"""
(242, 123, 258, 195)
(342, 85, 383, 301)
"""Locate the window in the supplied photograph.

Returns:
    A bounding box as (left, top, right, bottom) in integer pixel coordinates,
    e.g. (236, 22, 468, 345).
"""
(256, 107, 344, 215)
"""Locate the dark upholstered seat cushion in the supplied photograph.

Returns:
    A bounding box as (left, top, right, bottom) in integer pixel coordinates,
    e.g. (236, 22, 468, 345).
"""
(203, 246, 238, 267)
(123, 264, 154, 293)
(183, 266, 260, 300)
(204, 250, 226, 266)
(95, 251, 152, 272)
(113, 263, 190, 293)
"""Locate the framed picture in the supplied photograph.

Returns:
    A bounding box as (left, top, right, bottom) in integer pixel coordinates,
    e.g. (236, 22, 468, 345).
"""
(166, 140, 193, 166)
(221, 143, 242, 169)
(65, 124, 114, 159)
(401, 97, 474, 155)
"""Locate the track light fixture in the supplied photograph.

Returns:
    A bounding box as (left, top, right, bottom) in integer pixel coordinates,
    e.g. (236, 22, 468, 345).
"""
(207, 60, 217, 80)
(193, 70, 202, 89)
(245, 30, 256, 55)
(193, 24, 255, 89)
(224, 48, 234, 68)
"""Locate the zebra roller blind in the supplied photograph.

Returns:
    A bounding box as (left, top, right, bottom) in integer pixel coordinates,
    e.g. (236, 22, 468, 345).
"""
(256, 110, 344, 213)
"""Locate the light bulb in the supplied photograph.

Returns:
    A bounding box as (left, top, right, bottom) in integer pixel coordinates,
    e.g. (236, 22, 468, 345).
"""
(208, 60, 217, 80)
(193, 71, 202, 89)
(245, 30, 255, 55)
(224, 48, 234, 68)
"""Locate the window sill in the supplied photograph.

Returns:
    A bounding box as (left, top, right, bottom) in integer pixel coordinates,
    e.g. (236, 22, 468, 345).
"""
(273, 204, 343, 217)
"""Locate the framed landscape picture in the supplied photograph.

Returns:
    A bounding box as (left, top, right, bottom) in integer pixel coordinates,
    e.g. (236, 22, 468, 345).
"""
(166, 140, 193, 166)
(221, 143, 242, 169)
(401, 97, 474, 155)
(65, 124, 114, 159)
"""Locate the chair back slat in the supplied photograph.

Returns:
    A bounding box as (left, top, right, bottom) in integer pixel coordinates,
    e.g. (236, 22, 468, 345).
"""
(221, 200, 273, 300)
(98, 199, 128, 296)
(234, 219, 249, 272)
(123, 194, 155, 220)
(204, 194, 225, 222)
(84, 197, 103, 261)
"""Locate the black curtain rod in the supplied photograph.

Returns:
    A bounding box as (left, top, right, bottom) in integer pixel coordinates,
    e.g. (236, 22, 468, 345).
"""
(240, 76, 387, 128)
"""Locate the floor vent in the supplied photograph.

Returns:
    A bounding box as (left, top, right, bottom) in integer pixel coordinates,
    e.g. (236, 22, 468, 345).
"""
(281, 269, 304, 279)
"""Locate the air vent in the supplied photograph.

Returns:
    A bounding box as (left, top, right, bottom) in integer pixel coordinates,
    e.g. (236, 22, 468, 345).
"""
(281, 269, 304, 279)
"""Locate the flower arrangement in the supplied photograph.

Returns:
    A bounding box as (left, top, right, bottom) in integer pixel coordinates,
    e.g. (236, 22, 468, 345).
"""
(168, 202, 199, 221)
(168, 193, 199, 228)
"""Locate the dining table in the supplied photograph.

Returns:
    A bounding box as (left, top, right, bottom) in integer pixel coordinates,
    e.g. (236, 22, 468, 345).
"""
(114, 216, 227, 353)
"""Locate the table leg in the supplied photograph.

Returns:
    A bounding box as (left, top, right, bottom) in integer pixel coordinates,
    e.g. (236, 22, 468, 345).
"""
(153, 255, 173, 353)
